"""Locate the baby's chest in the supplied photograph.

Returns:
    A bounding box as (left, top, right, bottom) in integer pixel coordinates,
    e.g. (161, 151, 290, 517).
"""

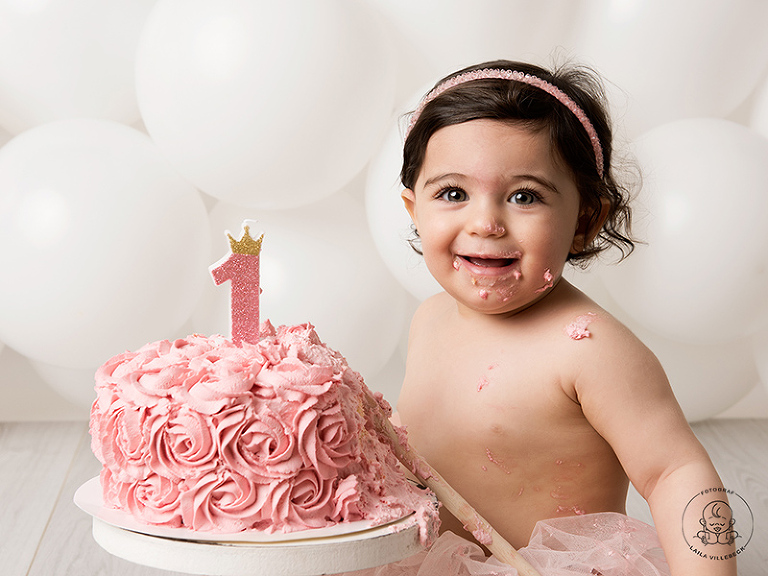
(410, 353, 577, 439)
(402, 356, 600, 497)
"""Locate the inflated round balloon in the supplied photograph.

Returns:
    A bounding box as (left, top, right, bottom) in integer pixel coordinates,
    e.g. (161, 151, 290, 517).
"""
(0, 125, 11, 148)
(135, 0, 396, 209)
(194, 193, 410, 378)
(751, 329, 768, 396)
(749, 76, 768, 140)
(367, 0, 578, 95)
(629, 325, 757, 422)
(0, 119, 211, 369)
(571, 0, 768, 136)
(600, 118, 768, 344)
(365, 121, 442, 301)
(30, 360, 97, 409)
(0, 0, 154, 134)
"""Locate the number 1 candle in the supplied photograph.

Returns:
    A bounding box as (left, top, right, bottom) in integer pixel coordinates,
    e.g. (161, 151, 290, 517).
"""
(210, 223, 264, 345)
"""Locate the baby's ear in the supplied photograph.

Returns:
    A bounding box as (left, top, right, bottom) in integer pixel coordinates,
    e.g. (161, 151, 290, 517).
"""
(571, 198, 610, 255)
(401, 189, 417, 224)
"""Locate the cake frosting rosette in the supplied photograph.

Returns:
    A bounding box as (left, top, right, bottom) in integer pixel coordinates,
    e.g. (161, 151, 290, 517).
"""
(90, 321, 438, 540)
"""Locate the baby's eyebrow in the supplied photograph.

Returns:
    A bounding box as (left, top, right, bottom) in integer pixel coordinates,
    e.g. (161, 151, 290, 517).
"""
(422, 172, 464, 188)
(515, 174, 561, 195)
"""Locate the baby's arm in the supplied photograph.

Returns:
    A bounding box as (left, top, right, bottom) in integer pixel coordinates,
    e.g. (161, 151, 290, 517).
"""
(575, 321, 736, 576)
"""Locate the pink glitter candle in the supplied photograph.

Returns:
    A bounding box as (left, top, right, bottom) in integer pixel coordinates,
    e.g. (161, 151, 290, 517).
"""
(210, 224, 264, 346)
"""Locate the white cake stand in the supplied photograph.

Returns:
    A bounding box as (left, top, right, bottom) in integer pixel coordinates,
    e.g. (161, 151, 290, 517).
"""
(75, 478, 428, 576)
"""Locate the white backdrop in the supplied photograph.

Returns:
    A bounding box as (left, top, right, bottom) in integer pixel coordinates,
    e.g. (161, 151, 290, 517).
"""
(1, 0, 768, 421)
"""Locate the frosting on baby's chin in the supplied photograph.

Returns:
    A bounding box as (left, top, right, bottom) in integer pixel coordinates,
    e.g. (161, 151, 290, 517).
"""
(535, 269, 554, 293)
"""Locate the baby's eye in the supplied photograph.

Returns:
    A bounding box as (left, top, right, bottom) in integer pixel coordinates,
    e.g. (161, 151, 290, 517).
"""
(509, 190, 539, 205)
(437, 187, 468, 202)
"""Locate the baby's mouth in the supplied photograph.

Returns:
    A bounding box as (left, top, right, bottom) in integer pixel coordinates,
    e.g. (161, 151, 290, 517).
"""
(456, 253, 522, 277)
(462, 256, 516, 268)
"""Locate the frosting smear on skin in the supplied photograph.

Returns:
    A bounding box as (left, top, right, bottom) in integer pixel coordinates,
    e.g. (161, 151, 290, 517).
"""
(90, 321, 439, 541)
(565, 313, 598, 340)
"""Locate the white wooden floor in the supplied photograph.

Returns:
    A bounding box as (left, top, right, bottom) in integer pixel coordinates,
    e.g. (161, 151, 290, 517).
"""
(2, 419, 766, 576)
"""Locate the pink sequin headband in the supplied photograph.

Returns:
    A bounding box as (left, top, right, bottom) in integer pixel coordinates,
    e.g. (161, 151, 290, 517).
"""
(406, 68, 605, 178)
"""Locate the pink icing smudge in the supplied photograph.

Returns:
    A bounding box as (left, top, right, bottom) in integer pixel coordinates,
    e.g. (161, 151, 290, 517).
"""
(535, 268, 554, 293)
(484, 223, 506, 236)
(555, 504, 586, 516)
(476, 364, 497, 392)
(472, 524, 493, 546)
(464, 514, 493, 547)
(485, 449, 511, 474)
(411, 456, 434, 481)
(393, 424, 409, 451)
(565, 313, 598, 340)
(550, 486, 570, 500)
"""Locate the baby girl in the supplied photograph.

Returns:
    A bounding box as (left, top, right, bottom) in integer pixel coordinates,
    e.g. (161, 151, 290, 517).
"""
(389, 60, 735, 576)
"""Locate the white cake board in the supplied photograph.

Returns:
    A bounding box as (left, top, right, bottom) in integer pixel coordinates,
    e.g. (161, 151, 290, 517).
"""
(77, 478, 427, 575)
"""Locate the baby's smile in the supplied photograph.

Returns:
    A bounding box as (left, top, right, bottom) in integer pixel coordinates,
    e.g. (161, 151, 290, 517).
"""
(462, 256, 516, 268)
(454, 251, 522, 277)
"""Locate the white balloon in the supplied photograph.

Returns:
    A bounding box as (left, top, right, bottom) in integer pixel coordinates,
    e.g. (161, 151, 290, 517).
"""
(194, 192, 410, 377)
(0, 125, 11, 148)
(0, 119, 210, 369)
(31, 360, 96, 409)
(0, 0, 154, 134)
(365, 121, 442, 301)
(630, 324, 757, 423)
(136, 0, 396, 209)
(571, 0, 768, 136)
(366, 0, 579, 85)
(749, 75, 768, 140)
(563, 264, 617, 311)
(751, 329, 768, 398)
(601, 118, 768, 344)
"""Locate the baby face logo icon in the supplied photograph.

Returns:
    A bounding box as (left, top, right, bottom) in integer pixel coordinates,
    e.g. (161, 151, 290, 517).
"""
(682, 488, 753, 561)
(696, 500, 738, 546)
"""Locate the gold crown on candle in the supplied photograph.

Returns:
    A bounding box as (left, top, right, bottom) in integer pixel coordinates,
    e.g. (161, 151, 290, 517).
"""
(227, 225, 264, 255)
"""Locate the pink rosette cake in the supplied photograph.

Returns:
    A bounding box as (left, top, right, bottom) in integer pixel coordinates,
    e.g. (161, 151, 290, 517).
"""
(90, 321, 439, 540)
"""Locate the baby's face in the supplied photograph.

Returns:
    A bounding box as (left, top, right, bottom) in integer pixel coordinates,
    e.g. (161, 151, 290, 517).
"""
(704, 512, 731, 533)
(402, 119, 582, 316)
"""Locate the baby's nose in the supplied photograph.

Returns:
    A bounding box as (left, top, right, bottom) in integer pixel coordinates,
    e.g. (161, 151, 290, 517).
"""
(468, 207, 506, 237)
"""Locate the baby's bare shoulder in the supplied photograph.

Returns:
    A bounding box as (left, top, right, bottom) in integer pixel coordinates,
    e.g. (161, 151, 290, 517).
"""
(543, 285, 663, 385)
(555, 307, 672, 421)
(568, 309, 657, 363)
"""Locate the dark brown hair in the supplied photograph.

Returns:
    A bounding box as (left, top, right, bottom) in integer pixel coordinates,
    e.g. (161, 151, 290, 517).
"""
(401, 59, 634, 265)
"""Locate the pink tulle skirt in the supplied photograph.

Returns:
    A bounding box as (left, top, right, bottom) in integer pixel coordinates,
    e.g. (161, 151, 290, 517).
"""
(348, 513, 670, 576)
